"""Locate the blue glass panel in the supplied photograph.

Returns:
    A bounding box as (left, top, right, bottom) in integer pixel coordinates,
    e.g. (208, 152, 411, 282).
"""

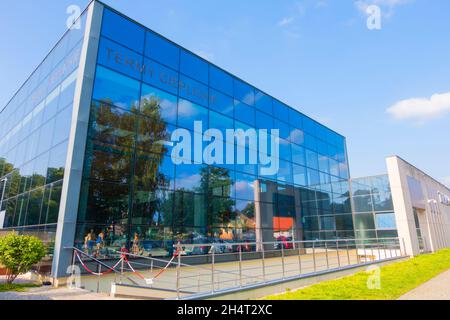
(145, 31, 180, 70)
(180, 50, 208, 84)
(255, 110, 273, 130)
(102, 9, 145, 53)
(305, 149, 319, 170)
(273, 100, 290, 123)
(37, 119, 55, 155)
(140, 84, 178, 125)
(179, 75, 208, 107)
(255, 90, 273, 115)
(58, 72, 77, 110)
(316, 124, 328, 142)
(289, 128, 305, 146)
(42, 87, 60, 123)
(317, 140, 328, 156)
(93, 66, 140, 111)
(175, 163, 207, 192)
(158, 155, 176, 190)
(52, 106, 72, 147)
(178, 99, 209, 132)
(291, 144, 306, 166)
(304, 133, 317, 151)
(97, 37, 144, 80)
(209, 65, 233, 96)
(336, 136, 346, 152)
(277, 160, 293, 184)
(273, 119, 290, 140)
(209, 89, 234, 117)
(307, 169, 320, 186)
(328, 144, 338, 160)
(234, 79, 254, 106)
(143, 58, 179, 95)
(339, 163, 349, 179)
(303, 117, 317, 136)
(318, 155, 330, 174)
(234, 101, 255, 126)
(293, 164, 308, 186)
(234, 120, 255, 137)
(235, 172, 257, 201)
(289, 109, 304, 129)
(329, 158, 340, 177)
(50, 33, 69, 70)
(279, 139, 292, 161)
(337, 147, 346, 163)
(209, 110, 234, 135)
(235, 161, 257, 176)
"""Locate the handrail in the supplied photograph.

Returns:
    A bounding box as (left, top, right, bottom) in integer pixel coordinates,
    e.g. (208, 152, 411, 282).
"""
(68, 247, 123, 273)
(66, 246, 141, 286)
(171, 237, 400, 249)
(66, 237, 406, 299)
(114, 250, 268, 283)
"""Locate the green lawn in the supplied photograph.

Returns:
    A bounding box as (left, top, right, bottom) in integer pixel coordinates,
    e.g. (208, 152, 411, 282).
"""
(0, 283, 41, 293)
(265, 249, 450, 300)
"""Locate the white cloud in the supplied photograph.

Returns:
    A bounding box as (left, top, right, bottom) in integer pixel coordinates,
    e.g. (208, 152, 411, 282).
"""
(386, 92, 450, 123)
(278, 17, 295, 27)
(355, 0, 410, 17)
(441, 177, 450, 187)
(315, 1, 328, 9)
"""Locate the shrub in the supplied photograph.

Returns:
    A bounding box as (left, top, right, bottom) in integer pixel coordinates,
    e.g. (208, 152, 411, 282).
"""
(0, 234, 46, 284)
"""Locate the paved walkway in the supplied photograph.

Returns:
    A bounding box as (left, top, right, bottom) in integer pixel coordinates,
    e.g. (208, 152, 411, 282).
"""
(399, 269, 450, 300)
(0, 286, 130, 300)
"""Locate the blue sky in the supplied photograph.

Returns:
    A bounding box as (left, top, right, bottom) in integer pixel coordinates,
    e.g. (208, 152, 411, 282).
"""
(1, 0, 449, 186)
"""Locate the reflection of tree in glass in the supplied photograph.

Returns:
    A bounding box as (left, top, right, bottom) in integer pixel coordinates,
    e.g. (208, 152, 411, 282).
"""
(236, 202, 255, 230)
(199, 166, 235, 228)
(88, 98, 170, 233)
(134, 98, 170, 227)
(159, 166, 236, 241)
(0, 158, 65, 228)
(0, 158, 14, 178)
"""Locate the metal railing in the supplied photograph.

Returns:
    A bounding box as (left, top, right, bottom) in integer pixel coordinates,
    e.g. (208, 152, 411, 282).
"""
(69, 237, 406, 299)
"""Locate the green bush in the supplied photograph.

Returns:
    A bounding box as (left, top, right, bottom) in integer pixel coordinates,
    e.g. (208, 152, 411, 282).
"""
(0, 234, 46, 284)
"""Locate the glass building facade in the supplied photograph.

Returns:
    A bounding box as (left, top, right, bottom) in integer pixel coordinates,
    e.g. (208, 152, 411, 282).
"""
(0, 11, 87, 258)
(0, 1, 353, 275)
(73, 7, 352, 257)
(351, 175, 398, 241)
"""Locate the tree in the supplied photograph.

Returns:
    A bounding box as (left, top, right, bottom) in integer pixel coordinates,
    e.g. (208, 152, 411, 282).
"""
(0, 234, 46, 284)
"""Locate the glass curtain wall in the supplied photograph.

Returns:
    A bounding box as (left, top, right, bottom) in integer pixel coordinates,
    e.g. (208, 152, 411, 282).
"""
(75, 8, 353, 258)
(351, 175, 397, 242)
(0, 12, 87, 258)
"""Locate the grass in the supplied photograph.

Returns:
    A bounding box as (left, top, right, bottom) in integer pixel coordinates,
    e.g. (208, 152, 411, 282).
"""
(265, 248, 450, 300)
(0, 282, 41, 293)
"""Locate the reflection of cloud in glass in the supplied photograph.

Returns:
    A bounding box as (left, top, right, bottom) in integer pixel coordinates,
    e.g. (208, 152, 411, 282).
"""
(141, 94, 177, 120)
(176, 173, 202, 190)
(289, 128, 305, 145)
(178, 99, 200, 118)
(235, 181, 255, 192)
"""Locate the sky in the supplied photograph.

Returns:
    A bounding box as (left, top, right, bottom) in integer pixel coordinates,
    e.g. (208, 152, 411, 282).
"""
(1, 0, 449, 186)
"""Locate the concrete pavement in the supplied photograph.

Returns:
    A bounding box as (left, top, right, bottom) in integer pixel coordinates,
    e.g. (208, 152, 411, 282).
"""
(399, 269, 450, 300)
(0, 286, 130, 300)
